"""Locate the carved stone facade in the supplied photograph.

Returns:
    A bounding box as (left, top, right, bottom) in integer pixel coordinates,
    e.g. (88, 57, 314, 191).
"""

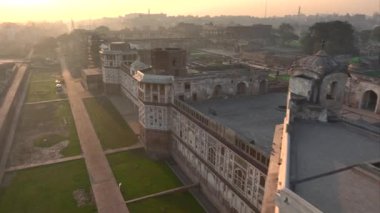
(99, 42, 138, 94)
(100, 45, 272, 212)
(170, 105, 267, 213)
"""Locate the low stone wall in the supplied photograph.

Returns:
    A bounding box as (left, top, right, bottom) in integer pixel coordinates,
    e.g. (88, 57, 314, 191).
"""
(0, 64, 29, 164)
(0, 64, 17, 104)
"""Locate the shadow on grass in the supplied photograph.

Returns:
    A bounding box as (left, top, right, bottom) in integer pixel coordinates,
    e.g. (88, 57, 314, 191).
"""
(83, 97, 138, 150)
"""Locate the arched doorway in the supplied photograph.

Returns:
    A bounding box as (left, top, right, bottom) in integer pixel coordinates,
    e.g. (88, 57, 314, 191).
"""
(259, 80, 266, 94)
(236, 82, 247, 95)
(361, 90, 378, 112)
(213, 85, 222, 97)
(326, 81, 338, 100)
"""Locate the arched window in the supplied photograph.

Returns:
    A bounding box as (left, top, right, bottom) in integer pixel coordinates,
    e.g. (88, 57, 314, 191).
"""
(233, 168, 246, 190)
(207, 147, 216, 166)
(326, 81, 338, 100)
(236, 82, 247, 95)
(361, 90, 378, 112)
(213, 85, 222, 97)
(192, 93, 197, 101)
(259, 80, 266, 94)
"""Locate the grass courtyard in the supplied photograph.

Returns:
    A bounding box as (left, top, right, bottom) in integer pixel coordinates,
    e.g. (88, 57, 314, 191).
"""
(83, 97, 138, 150)
(0, 160, 96, 213)
(17, 101, 81, 157)
(27, 66, 66, 102)
(108, 149, 205, 213)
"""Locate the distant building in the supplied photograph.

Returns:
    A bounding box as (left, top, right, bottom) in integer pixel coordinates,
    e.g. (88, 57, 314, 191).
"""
(99, 42, 138, 93)
(226, 25, 273, 40)
(81, 68, 102, 91)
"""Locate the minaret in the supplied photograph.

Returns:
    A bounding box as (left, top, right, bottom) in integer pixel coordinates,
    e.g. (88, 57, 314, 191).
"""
(264, 0, 268, 18)
(71, 19, 75, 32)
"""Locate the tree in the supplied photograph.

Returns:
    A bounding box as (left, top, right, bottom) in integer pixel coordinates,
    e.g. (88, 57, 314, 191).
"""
(359, 30, 372, 44)
(94, 26, 110, 38)
(278, 23, 299, 46)
(301, 21, 357, 55)
(34, 37, 57, 58)
(371, 26, 380, 42)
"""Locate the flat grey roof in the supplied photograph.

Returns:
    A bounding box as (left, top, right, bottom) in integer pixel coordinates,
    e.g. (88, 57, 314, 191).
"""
(189, 93, 287, 153)
(291, 120, 380, 213)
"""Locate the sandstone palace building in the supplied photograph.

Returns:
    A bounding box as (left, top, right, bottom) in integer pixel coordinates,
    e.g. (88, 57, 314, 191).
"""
(99, 42, 380, 213)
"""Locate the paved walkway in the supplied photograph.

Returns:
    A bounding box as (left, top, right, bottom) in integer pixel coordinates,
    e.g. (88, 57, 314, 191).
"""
(5, 155, 84, 172)
(25, 98, 68, 105)
(104, 143, 143, 155)
(59, 52, 129, 213)
(6, 144, 144, 173)
(126, 183, 199, 204)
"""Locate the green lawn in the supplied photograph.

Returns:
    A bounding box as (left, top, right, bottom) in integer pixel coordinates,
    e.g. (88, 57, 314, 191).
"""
(27, 68, 66, 102)
(108, 149, 205, 213)
(30, 67, 61, 82)
(19, 101, 81, 157)
(0, 160, 96, 213)
(83, 97, 138, 149)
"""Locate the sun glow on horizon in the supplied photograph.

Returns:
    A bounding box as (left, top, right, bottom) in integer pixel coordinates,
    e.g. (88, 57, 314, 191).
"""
(1, 0, 50, 6)
(0, 0, 378, 23)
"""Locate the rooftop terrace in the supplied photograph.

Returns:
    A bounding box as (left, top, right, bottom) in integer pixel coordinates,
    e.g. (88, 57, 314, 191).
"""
(291, 120, 380, 213)
(189, 93, 287, 153)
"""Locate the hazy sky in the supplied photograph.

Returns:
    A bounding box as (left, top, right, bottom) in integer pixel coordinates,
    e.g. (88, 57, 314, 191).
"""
(0, 0, 379, 22)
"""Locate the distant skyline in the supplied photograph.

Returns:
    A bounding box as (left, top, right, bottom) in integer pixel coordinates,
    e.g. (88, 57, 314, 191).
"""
(0, 0, 379, 23)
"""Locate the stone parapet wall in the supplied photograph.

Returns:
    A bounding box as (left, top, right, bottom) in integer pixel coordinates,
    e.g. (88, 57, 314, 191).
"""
(0, 65, 29, 161)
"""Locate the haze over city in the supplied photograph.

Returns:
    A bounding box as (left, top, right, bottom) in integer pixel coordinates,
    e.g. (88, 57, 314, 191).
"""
(0, 0, 379, 22)
(0, 0, 379, 213)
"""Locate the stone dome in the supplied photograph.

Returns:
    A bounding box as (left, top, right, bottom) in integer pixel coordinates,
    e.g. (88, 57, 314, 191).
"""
(290, 50, 342, 80)
(130, 59, 150, 72)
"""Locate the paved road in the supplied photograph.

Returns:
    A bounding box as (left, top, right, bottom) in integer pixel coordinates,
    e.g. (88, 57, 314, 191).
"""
(59, 51, 129, 213)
